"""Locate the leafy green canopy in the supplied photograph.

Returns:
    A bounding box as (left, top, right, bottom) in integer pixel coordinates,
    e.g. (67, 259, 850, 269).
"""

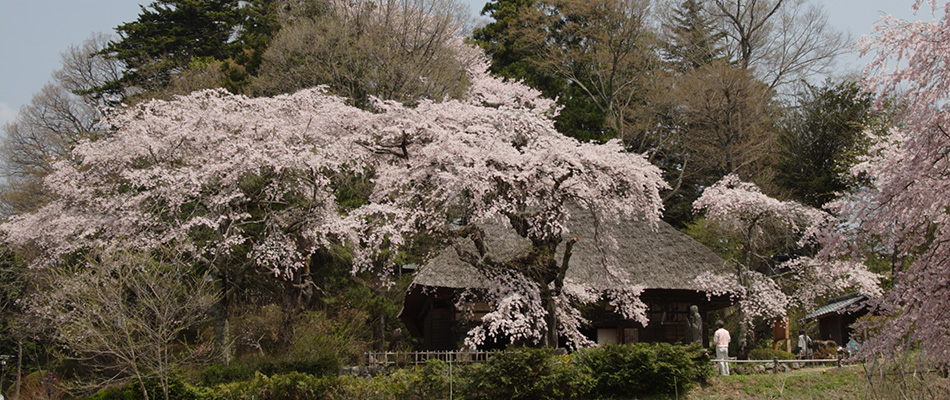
(473, 0, 612, 142)
(774, 81, 878, 208)
(99, 0, 278, 96)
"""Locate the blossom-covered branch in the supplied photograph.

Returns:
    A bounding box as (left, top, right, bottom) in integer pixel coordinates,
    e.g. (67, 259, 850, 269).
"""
(824, 0, 950, 364)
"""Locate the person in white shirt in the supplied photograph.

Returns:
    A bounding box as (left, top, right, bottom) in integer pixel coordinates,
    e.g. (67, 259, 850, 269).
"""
(713, 320, 731, 376)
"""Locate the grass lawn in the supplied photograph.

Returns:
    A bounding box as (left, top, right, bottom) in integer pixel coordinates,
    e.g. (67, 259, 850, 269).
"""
(684, 363, 949, 399)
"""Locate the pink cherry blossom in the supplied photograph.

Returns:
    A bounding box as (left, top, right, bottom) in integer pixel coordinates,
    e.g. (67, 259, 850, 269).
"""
(2, 44, 668, 349)
(693, 175, 881, 328)
(826, 0, 950, 364)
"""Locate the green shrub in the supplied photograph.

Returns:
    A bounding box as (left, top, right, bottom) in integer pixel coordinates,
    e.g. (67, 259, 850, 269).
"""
(202, 363, 257, 385)
(412, 359, 453, 399)
(258, 358, 339, 377)
(284, 308, 371, 366)
(579, 342, 712, 399)
(85, 379, 199, 400)
(329, 360, 449, 400)
(748, 348, 796, 360)
(201, 357, 338, 385)
(204, 371, 338, 400)
(458, 347, 593, 400)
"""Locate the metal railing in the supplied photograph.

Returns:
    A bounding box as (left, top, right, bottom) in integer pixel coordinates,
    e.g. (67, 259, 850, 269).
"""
(365, 350, 845, 372)
(366, 350, 496, 367)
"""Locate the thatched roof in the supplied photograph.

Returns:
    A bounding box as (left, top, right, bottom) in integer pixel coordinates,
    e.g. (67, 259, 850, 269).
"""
(412, 208, 729, 292)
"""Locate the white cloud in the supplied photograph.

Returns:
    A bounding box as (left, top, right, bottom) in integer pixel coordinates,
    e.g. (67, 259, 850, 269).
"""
(0, 102, 17, 127)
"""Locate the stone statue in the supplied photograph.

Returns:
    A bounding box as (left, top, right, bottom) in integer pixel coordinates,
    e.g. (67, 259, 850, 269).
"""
(686, 305, 702, 343)
(389, 328, 403, 351)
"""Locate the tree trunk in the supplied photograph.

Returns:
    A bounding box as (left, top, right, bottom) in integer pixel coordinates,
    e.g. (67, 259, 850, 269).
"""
(213, 269, 230, 365)
(543, 237, 575, 348)
(161, 375, 169, 400)
(544, 293, 558, 348)
(737, 260, 751, 358)
(736, 241, 753, 359)
(16, 340, 22, 400)
(373, 314, 386, 352)
(736, 319, 749, 359)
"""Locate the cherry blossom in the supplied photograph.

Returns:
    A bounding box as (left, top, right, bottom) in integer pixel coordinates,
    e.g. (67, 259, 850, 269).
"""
(693, 175, 881, 344)
(2, 43, 668, 349)
(3, 88, 366, 279)
(825, 0, 950, 364)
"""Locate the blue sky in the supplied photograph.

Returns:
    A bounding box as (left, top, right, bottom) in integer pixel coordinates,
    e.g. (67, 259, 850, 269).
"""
(0, 0, 936, 127)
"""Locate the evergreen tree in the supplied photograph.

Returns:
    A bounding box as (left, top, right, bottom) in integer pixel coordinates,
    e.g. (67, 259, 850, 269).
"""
(98, 0, 279, 97)
(662, 0, 726, 71)
(774, 81, 879, 208)
(473, 0, 611, 142)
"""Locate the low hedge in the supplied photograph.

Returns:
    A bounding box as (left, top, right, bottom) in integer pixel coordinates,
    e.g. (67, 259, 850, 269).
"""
(748, 348, 796, 360)
(202, 357, 339, 385)
(458, 347, 593, 400)
(578, 342, 712, 399)
(85, 379, 200, 400)
(86, 344, 712, 400)
(203, 371, 338, 400)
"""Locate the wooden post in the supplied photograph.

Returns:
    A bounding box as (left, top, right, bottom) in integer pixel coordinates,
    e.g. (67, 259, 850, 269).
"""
(772, 318, 790, 353)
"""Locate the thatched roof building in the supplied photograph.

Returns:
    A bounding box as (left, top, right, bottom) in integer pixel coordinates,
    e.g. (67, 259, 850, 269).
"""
(401, 208, 734, 350)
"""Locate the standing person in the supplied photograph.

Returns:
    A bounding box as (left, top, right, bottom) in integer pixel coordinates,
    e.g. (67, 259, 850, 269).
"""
(713, 320, 731, 376)
(797, 329, 812, 359)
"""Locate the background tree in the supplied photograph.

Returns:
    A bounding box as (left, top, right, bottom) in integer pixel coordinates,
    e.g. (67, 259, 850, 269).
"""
(0, 248, 28, 398)
(98, 0, 278, 100)
(674, 61, 778, 182)
(474, 0, 615, 142)
(249, 0, 471, 108)
(710, 0, 848, 93)
(55, 33, 127, 109)
(31, 251, 217, 400)
(0, 35, 119, 215)
(514, 0, 664, 146)
(774, 80, 879, 208)
(661, 0, 727, 71)
(650, 0, 730, 226)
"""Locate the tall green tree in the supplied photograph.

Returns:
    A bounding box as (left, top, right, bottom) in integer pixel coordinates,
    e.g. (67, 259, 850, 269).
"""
(774, 81, 880, 208)
(98, 0, 279, 97)
(662, 0, 727, 71)
(654, 0, 730, 226)
(474, 0, 612, 142)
